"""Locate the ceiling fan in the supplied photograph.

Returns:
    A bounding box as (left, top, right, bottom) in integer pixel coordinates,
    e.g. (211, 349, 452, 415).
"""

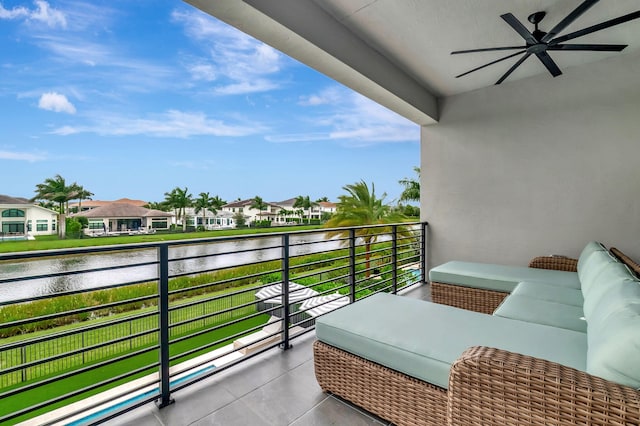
(451, 0, 640, 84)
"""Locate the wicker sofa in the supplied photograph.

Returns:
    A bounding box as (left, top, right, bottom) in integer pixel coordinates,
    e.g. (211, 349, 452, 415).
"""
(312, 242, 640, 425)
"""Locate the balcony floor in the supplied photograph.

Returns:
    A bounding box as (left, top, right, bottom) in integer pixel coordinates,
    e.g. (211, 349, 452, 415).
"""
(102, 284, 430, 426)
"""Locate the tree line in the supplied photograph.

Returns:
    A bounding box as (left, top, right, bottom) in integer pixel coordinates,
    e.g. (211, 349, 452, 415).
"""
(29, 167, 420, 238)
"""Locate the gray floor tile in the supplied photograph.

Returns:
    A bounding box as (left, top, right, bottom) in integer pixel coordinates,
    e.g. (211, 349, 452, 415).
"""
(152, 379, 238, 426)
(290, 396, 386, 426)
(99, 405, 162, 426)
(239, 360, 327, 425)
(190, 399, 272, 426)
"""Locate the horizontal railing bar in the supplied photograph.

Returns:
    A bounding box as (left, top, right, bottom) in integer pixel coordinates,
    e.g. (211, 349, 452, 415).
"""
(0, 222, 422, 262)
(0, 260, 159, 286)
(168, 242, 283, 263)
(0, 327, 159, 374)
(0, 310, 158, 350)
(1, 294, 159, 329)
(0, 344, 159, 399)
(0, 279, 159, 307)
(167, 267, 281, 297)
(167, 257, 281, 281)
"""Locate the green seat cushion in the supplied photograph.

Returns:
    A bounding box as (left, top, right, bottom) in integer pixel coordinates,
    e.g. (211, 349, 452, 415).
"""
(315, 293, 587, 389)
(511, 281, 584, 307)
(429, 261, 580, 293)
(493, 294, 587, 333)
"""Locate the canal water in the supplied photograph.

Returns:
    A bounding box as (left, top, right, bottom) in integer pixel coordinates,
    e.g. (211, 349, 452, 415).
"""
(0, 233, 344, 303)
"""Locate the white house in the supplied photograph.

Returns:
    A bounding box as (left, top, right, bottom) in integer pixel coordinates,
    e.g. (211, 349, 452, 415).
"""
(221, 199, 281, 224)
(0, 195, 58, 238)
(183, 207, 237, 230)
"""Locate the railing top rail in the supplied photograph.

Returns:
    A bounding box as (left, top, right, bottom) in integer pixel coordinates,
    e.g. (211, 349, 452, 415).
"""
(0, 221, 425, 261)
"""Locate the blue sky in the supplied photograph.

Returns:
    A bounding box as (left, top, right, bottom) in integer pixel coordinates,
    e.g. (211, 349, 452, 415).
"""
(1, 0, 419, 204)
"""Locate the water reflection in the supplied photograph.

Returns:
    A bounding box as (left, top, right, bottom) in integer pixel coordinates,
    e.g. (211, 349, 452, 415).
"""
(0, 233, 343, 303)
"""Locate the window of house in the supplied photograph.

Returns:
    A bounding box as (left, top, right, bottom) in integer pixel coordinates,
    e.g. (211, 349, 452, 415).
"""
(36, 220, 48, 231)
(1, 209, 25, 217)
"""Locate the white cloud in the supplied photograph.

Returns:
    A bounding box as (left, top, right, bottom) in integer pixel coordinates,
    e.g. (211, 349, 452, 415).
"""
(0, 4, 28, 19)
(0, 1, 66, 28)
(0, 149, 47, 162)
(51, 110, 267, 139)
(269, 87, 419, 146)
(188, 63, 216, 81)
(172, 9, 284, 95)
(298, 87, 344, 106)
(38, 92, 76, 114)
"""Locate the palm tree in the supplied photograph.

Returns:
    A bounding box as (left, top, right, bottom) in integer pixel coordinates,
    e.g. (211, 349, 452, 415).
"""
(71, 184, 94, 213)
(250, 196, 268, 224)
(164, 187, 193, 231)
(324, 180, 407, 277)
(399, 166, 420, 203)
(294, 195, 319, 224)
(316, 196, 329, 202)
(193, 192, 213, 229)
(32, 174, 79, 238)
(145, 201, 170, 211)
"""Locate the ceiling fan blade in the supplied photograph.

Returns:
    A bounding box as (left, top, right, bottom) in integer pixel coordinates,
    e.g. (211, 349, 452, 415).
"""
(550, 10, 640, 45)
(535, 51, 562, 77)
(548, 43, 627, 52)
(500, 13, 537, 44)
(541, 0, 599, 43)
(455, 51, 527, 78)
(496, 52, 531, 84)
(452, 46, 526, 54)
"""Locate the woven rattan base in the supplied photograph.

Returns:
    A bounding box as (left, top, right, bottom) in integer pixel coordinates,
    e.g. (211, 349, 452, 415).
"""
(431, 281, 507, 314)
(313, 340, 447, 426)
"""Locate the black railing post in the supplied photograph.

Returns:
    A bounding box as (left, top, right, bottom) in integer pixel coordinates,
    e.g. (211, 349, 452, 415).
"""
(156, 243, 174, 408)
(392, 225, 398, 293)
(421, 222, 428, 283)
(349, 228, 356, 303)
(281, 234, 292, 350)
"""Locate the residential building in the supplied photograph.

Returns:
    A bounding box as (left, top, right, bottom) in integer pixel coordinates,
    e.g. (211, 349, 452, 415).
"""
(71, 203, 174, 233)
(183, 207, 237, 230)
(221, 199, 281, 224)
(0, 195, 58, 238)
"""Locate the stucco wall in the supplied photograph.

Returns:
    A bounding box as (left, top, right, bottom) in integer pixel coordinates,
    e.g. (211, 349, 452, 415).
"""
(422, 52, 640, 269)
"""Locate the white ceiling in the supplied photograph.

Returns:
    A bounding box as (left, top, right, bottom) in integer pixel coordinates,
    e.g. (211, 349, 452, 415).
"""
(312, 0, 640, 97)
(185, 0, 640, 123)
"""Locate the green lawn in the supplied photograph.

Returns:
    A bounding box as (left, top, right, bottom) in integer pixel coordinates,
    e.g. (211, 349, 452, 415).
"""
(0, 225, 324, 253)
(1, 314, 269, 425)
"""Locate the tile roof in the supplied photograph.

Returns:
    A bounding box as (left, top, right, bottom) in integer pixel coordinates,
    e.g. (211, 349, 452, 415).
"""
(68, 198, 148, 208)
(71, 203, 172, 218)
(0, 195, 31, 204)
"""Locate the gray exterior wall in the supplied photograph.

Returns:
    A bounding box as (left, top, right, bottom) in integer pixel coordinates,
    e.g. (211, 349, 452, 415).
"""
(422, 52, 640, 269)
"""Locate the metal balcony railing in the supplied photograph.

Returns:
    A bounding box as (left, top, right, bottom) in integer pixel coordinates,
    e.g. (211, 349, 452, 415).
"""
(0, 222, 427, 425)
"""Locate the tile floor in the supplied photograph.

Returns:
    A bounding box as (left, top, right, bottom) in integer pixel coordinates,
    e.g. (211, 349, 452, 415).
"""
(101, 284, 431, 426)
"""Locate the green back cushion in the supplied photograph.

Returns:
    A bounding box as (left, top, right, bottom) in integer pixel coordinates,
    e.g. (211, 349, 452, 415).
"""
(579, 250, 618, 297)
(587, 298, 640, 389)
(583, 263, 638, 320)
(585, 259, 640, 389)
(577, 241, 606, 278)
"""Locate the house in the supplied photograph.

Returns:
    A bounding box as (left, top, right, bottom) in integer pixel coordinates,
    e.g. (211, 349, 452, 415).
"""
(0, 195, 58, 238)
(273, 198, 328, 224)
(221, 199, 281, 224)
(71, 203, 173, 233)
(182, 207, 237, 230)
